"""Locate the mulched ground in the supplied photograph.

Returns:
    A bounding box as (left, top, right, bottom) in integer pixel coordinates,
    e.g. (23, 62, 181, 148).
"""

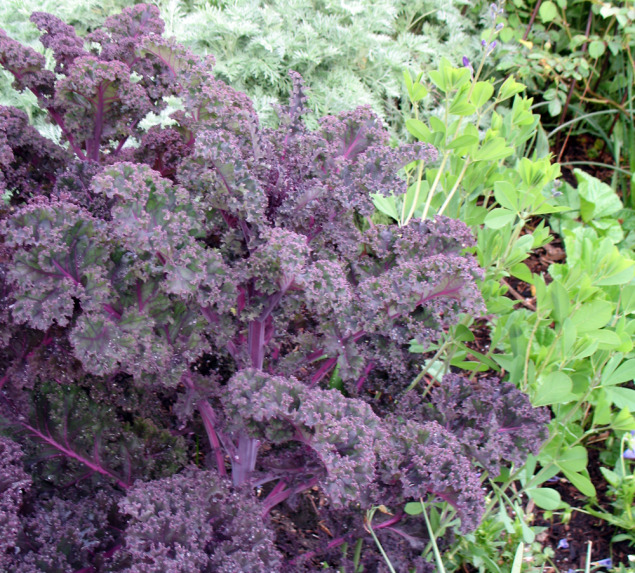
(534, 446, 633, 571)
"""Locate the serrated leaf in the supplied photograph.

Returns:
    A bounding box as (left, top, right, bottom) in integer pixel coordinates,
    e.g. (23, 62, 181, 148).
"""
(6, 203, 111, 330)
(71, 309, 169, 376)
(136, 37, 199, 79)
(95, 163, 201, 258)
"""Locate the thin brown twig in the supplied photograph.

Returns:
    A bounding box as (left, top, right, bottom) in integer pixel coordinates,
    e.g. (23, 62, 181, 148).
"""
(556, 8, 594, 161)
(502, 278, 537, 311)
(522, 0, 543, 42)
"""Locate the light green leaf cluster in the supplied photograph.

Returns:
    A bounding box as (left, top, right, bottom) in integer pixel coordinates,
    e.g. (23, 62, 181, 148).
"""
(160, 0, 484, 129)
(0, 0, 486, 134)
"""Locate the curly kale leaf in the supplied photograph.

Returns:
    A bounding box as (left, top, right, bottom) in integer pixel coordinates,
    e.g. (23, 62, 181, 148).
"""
(226, 369, 385, 506)
(381, 419, 486, 533)
(429, 374, 550, 477)
(3, 200, 111, 330)
(0, 437, 31, 567)
(119, 467, 282, 572)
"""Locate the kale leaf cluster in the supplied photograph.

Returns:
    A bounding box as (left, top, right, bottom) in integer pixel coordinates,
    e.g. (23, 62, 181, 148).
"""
(0, 6, 547, 570)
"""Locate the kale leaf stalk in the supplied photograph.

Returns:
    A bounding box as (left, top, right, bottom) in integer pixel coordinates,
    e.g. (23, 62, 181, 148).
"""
(88, 84, 106, 161)
(181, 371, 227, 478)
(14, 413, 131, 490)
(234, 276, 296, 485)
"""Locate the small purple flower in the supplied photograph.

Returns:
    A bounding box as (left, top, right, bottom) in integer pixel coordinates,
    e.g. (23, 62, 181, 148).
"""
(594, 558, 612, 569)
(462, 56, 473, 74)
(489, 1, 504, 20)
(624, 448, 635, 460)
(483, 41, 498, 55)
(496, 23, 504, 31)
(557, 538, 569, 549)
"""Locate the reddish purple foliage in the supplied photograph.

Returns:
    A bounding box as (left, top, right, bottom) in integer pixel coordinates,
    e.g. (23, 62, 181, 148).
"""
(0, 5, 548, 569)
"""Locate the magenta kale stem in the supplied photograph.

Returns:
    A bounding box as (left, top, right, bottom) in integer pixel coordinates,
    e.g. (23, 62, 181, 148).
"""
(288, 513, 404, 566)
(309, 356, 338, 388)
(21, 421, 130, 489)
(261, 479, 287, 514)
(181, 372, 227, 478)
(355, 360, 374, 392)
(3, 62, 84, 159)
(231, 434, 260, 487)
(90, 86, 106, 160)
(261, 476, 319, 517)
(50, 259, 81, 285)
(9, 72, 87, 159)
(248, 320, 266, 370)
(102, 304, 122, 321)
(288, 536, 347, 566)
(373, 512, 404, 530)
(136, 279, 145, 312)
(198, 399, 227, 477)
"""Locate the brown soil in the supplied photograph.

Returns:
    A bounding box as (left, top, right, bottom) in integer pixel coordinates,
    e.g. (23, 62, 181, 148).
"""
(531, 444, 633, 570)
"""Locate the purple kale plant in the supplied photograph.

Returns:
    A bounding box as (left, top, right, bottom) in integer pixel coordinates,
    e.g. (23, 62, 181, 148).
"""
(117, 467, 282, 572)
(0, 6, 548, 569)
(0, 436, 31, 570)
(427, 374, 550, 477)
